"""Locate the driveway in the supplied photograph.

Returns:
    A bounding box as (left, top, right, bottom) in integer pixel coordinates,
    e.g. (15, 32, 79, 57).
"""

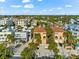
(36, 44, 54, 58)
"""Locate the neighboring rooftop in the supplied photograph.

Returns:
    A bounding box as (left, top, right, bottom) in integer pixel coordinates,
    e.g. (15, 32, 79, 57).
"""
(34, 26, 46, 32)
(52, 26, 64, 32)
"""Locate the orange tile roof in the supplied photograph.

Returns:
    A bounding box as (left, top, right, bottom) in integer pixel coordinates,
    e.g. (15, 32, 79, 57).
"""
(52, 26, 64, 32)
(34, 27, 46, 32)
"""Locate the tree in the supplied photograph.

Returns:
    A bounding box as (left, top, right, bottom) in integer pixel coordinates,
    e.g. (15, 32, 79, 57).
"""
(45, 26, 59, 55)
(64, 30, 72, 40)
(48, 42, 59, 55)
(68, 55, 77, 59)
(21, 48, 35, 59)
(7, 34, 15, 44)
(54, 54, 64, 59)
(21, 41, 38, 59)
(0, 44, 13, 59)
(29, 42, 38, 50)
(64, 30, 77, 46)
(17, 25, 23, 31)
(35, 33, 41, 45)
(76, 55, 79, 59)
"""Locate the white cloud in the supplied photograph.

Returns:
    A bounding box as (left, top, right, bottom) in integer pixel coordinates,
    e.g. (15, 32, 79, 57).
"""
(22, 0, 30, 3)
(0, 9, 7, 15)
(22, 10, 30, 13)
(42, 9, 47, 12)
(0, 0, 5, 2)
(57, 7, 62, 10)
(11, 5, 22, 8)
(0, 7, 4, 9)
(65, 5, 72, 8)
(42, 9, 53, 12)
(49, 9, 53, 11)
(38, 0, 42, 2)
(24, 4, 34, 8)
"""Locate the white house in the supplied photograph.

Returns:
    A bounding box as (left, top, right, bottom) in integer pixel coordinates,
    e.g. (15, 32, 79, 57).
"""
(0, 32, 12, 42)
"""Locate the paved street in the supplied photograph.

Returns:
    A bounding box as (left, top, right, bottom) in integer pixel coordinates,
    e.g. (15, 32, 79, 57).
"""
(9, 39, 32, 59)
(58, 45, 69, 58)
(9, 57, 21, 59)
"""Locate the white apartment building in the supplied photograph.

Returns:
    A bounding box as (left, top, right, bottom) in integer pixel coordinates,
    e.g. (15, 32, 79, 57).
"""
(0, 17, 13, 26)
(15, 32, 28, 41)
(13, 18, 28, 27)
(0, 19, 7, 25)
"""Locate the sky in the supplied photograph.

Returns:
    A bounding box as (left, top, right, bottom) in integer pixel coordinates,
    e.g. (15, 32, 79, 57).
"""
(0, 0, 79, 15)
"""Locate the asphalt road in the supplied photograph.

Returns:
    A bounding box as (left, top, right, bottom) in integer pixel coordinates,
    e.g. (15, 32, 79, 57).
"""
(9, 57, 21, 59)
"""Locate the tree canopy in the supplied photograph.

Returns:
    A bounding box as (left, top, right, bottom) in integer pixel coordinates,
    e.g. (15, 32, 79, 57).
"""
(21, 48, 35, 59)
(0, 44, 13, 59)
(35, 33, 41, 44)
(7, 34, 15, 43)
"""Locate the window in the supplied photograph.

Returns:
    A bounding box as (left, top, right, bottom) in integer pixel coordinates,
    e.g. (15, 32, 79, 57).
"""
(43, 36, 46, 39)
(4, 34, 7, 36)
(55, 36, 58, 39)
(74, 33, 77, 35)
(60, 36, 62, 39)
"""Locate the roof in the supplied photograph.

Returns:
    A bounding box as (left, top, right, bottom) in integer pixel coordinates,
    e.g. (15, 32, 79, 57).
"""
(34, 27, 46, 32)
(52, 26, 64, 32)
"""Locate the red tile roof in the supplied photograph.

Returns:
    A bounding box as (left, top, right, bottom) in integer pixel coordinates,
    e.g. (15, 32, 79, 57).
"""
(34, 27, 46, 32)
(52, 26, 64, 32)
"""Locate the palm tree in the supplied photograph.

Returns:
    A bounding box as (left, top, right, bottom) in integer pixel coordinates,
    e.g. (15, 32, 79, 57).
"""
(28, 42, 37, 50)
(35, 33, 41, 45)
(46, 26, 59, 55)
(21, 48, 36, 59)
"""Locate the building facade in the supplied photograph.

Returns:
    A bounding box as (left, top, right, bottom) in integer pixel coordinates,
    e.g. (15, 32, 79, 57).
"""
(52, 25, 64, 43)
(15, 30, 31, 41)
(33, 26, 47, 44)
